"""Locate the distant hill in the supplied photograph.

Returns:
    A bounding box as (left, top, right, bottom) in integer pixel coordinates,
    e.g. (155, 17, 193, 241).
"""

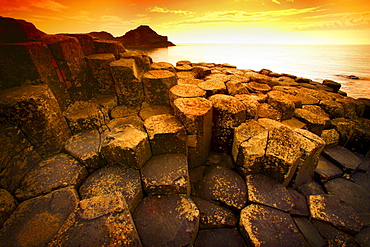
(88, 31, 115, 40)
(0, 16, 46, 43)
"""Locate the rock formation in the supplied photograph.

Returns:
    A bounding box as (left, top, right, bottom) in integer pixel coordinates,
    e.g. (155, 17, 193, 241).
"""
(1, 16, 370, 247)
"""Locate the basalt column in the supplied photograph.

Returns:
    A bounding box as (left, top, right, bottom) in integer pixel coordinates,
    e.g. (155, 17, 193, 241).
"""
(173, 97, 213, 168)
(143, 70, 177, 106)
(86, 53, 116, 95)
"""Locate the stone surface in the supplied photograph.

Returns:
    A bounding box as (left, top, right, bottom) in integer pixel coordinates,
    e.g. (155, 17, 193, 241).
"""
(246, 81, 272, 93)
(143, 70, 177, 105)
(15, 153, 88, 201)
(174, 97, 213, 168)
(287, 188, 310, 216)
(294, 108, 328, 135)
(209, 94, 246, 153)
(226, 80, 250, 95)
(282, 117, 306, 129)
(67, 33, 96, 56)
(293, 217, 325, 247)
(235, 94, 259, 119)
(79, 164, 142, 213)
(320, 128, 340, 146)
(320, 99, 345, 118)
(312, 219, 358, 246)
(64, 129, 106, 170)
(198, 165, 247, 210)
(89, 93, 118, 113)
(240, 204, 304, 247)
(194, 228, 246, 247)
(0, 16, 46, 43)
(198, 80, 227, 97)
(94, 39, 125, 59)
(257, 103, 282, 121)
(314, 155, 343, 182)
(309, 194, 363, 234)
(246, 173, 294, 212)
(0, 189, 17, 227)
(191, 196, 237, 228)
(0, 187, 78, 247)
(86, 53, 116, 94)
(298, 181, 326, 196)
(141, 154, 190, 195)
(355, 227, 370, 247)
(150, 61, 176, 73)
(101, 124, 152, 169)
(0, 85, 71, 157)
(63, 101, 109, 135)
(144, 114, 187, 155)
(49, 192, 141, 246)
(323, 145, 362, 172)
(139, 102, 173, 120)
(133, 195, 199, 247)
(169, 84, 206, 107)
(267, 90, 296, 120)
(110, 105, 140, 119)
(108, 115, 145, 132)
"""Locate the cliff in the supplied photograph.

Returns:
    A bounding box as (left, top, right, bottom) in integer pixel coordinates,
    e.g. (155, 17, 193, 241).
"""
(0, 16, 46, 43)
(116, 25, 175, 48)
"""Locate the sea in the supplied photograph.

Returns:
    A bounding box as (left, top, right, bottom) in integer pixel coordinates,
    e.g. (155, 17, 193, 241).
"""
(129, 43, 370, 99)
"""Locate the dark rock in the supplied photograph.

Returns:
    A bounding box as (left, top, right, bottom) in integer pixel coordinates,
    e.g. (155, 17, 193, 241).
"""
(143, 70, 177, 105)
(355, 227, 370, 247)
(0, 189, 17, 227)
(315, 155, 343, 182)
(86, 53, 116, 95)
(198, 165, 247, 209)
(337, 97, 364, 119)
(191, 196, 237, 228)
(15, 153, 88, 201)
(322, 79, 341, 92)
(67, 33, 96, 56)
(309, 194, 363, 234)
(89, 31, 115, 40)
(357, 98, 370, 119)
(89, 93, 118, 113)
(323, 145, 362, 173)
(79, 164, 142, 213)
(297, 181, 326, 196)
(293, 217, 325, 247)
(93, 39, 125, 59)
(0, 187, 78, 246)
(240, 204, 304, 247)
(133, 195, 199, 247)
(246, 173, 294, 212)
(141, 154, 190, 196)
(287, 188, 310, 216)
(49, 192, 141, 246)
(194, 228, 246, 247)
(296, 77, 312, 83)
(0, 16, 46, 43)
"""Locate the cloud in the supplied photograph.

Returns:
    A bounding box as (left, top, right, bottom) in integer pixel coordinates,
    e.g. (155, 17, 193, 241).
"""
(67, 11, 94, 24)
(272, 0, 281, 4)
(32, 14, 64, 21)
(31, 0, 68, 12)
(148, 6, 195, 15)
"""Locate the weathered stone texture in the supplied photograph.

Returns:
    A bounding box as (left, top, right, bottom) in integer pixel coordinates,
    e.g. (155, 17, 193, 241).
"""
(150, 61, 176, 73)
(139, 102, 173, 120)
(141, 154, 190, 195)
(93, 39, 125, 59)
(293, 217, 326, 247)
(323, 145, 362, 172)
(0, 189, 17, 227)
(86, 53, 116, 94)
(110, 104, 140, 119)
(143, 70, 177, 105)
(194, 228, 246, 247)
(169, 84, 206, 107)
(198, 80, 227, 97)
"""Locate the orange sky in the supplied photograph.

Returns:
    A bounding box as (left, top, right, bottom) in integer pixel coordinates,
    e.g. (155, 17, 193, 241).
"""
(1, 0, 370, 44)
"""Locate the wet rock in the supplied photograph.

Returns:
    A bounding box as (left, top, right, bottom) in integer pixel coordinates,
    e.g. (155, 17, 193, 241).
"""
(0, 85, 71, 157)
(15, 153, 88, 201)
(150, 61, 176, 73)
(141, 154, 190, 196)
(294, 108, 328, 135)
(173, 97, 213, 168)
(143, 70, 177, 105)
(234, 94, 259, 119)
(101, 124, 152, 169)
(315, 155, 343, 182)
(93, 39, 125, 59)
(49, 192, 141, 247)
(320, 128, 340, 146)
(144, 114, 187, 155)
(257, 103, 282, 121)
(287, 188, 310, 216)
(0, 125, 41, 193)
(209, 94, 246, 153)
(86, 53, 116, 94)
(110, 104, 140, 119)
(63, 101, 109, 134)
(240, 204, 304, 247)
(198, 165, 247, 209)
(79, 164, 142, 213)
(110, 58, 144, 106)
(267, 90, 297, 120)
(323, 145, 362, 173)
(169, 84, 206, 107)
(64, 129, 106, 170)
(246, 173, 294, 212)
(194, 228, 246, 247)
(309, 194, 363, 234)
(191, 196, 237, 228)
(198, 80, 227, 97)
(312, 219, 358, 246)
(133, 195, 199, 247)
(0, 187, 78, 247)
(0, 189, 17, 227)
(293, 217, 325, 247)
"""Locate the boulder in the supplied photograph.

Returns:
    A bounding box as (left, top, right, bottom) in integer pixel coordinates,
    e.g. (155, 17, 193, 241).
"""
(0, 187, 78, 247)
(101, 124, 152, 169)
(0, 85, 71, 157)
(0, 189, 17, 227)
(173, 97, 213, 168)
(141, 154, 190, 195)
(139, 102, 173, 120)
(0, 125, 41, 193)
(319, 99, 345, 118)
(79, 164, 142, 213)
(64, 129, 106, 170)
(49, 193, 141, 246)
(293, 217, 326, 247)
(198, 165, 247, 210)
(294, 108, 328, 135)
(314, 155, 343, 182)
(133, 195, 199, 247)
(309, 194, 363, 234)
(143, 70, 177, 105)
(322, 79, 341, 92)
(194, 228, 246, 247)
(267, 90, 297, 120)
(235, 94, 259, 119)
(240, 204, 304, 246)
(246, 173, 294, 212)
(208, 94, 246, 153)
(198, 80, 227, 97)
(323, 145, 362, 173)
(93, 39, 125, 59)
(144, 114, 187, 155)
(15, 153, 88, 201)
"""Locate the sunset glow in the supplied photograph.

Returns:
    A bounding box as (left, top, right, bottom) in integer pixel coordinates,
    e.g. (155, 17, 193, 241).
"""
(1, 0, 369, 44)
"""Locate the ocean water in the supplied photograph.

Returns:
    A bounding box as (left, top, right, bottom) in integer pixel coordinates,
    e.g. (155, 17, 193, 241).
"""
(130, 43, 370, 99)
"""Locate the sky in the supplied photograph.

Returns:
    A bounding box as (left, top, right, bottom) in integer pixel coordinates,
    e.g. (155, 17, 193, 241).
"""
(1, 0, 370, 44)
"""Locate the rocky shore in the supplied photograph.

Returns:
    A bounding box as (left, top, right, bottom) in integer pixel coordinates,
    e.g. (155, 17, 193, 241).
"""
(1, 16, 370, 247)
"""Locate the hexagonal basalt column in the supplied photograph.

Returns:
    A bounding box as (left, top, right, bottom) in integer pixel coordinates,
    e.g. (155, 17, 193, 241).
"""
(169, 84, 206, 108)
(143, 70, 177, 105)
(174, 97, 213, 168)
(86, 53, 116, 95)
